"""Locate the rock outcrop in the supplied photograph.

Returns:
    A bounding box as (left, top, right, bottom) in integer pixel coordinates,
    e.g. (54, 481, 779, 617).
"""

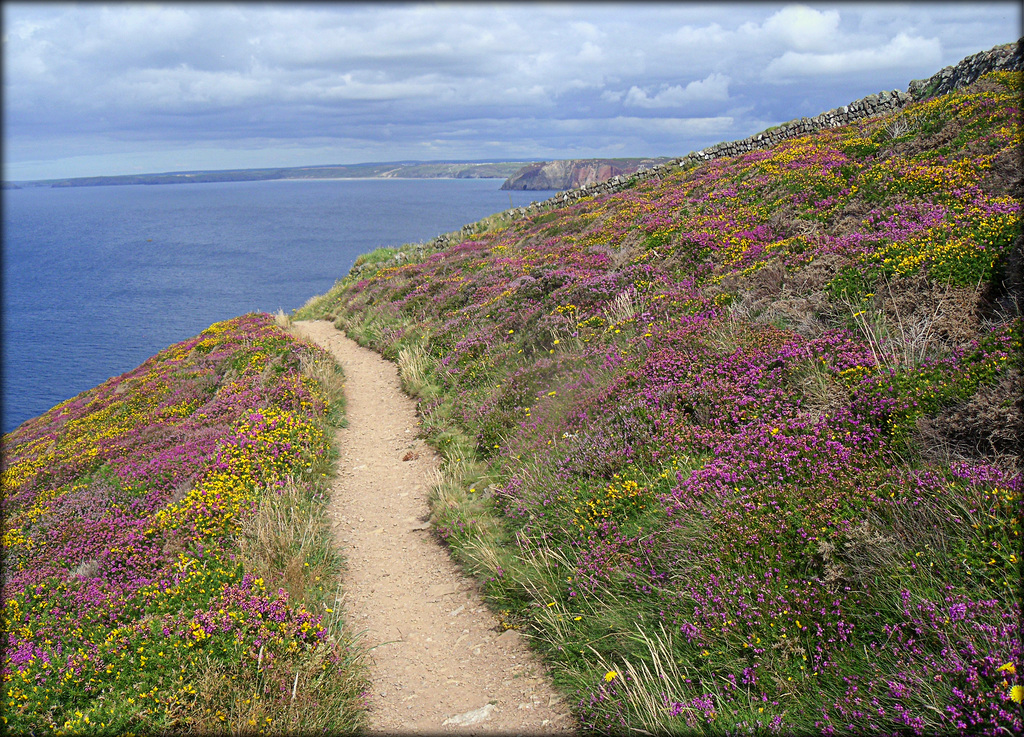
(908, 40, 1022, 99)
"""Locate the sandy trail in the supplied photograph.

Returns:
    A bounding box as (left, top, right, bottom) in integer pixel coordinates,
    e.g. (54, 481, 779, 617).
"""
(291, 320, 574, 735)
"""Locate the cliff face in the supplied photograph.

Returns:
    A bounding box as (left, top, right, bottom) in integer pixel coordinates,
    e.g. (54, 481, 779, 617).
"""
(500, 157, 671, 190)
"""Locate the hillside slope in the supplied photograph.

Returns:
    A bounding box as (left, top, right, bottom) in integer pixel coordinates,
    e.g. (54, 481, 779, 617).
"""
(296, 69, 1022, 735)
(1, 315, 366, 733)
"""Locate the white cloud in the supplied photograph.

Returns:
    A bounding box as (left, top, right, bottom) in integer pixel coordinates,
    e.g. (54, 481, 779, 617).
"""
(550, 115, 735, 138)
(612, 115, 735, 138)
(764, 32, 943, 80)
(106, 65, 275, 110)
(666, 21, 733, 48)
(622, 73, 731, 108)
(290, 72, 447, 103)
(761, 5, 840, 52)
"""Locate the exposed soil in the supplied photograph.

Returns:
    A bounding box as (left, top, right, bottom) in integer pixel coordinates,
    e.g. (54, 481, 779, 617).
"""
(291, 320, 575, 735)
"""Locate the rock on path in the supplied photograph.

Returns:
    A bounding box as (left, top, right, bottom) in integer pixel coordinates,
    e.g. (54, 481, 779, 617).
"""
(291, 320, 575, 735)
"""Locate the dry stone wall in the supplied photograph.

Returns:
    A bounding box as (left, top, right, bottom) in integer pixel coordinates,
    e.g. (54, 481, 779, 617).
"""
(908, 40, 1023, 99)
(528, 40, 1022, 212)
(349, 40, 1021, 280)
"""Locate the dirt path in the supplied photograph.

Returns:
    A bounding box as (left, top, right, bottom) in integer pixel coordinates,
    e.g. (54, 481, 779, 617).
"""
(291, 320, 575, 735)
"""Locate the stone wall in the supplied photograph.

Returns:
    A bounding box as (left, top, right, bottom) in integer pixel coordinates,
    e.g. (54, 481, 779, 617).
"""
(908, 40, 1023, 99)
(524, 40, 1022, 212)
(348, 40, 1021, 280)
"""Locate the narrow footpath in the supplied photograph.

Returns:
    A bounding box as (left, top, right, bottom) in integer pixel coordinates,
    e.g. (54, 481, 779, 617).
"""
(291, 320, 575, 735)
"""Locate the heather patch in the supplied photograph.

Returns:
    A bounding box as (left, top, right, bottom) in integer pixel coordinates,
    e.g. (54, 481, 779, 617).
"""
(1, 314, 366, 734)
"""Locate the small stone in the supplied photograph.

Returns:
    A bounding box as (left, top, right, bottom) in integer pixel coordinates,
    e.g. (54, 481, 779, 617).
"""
(441, 703, 495, 726)
(496, 629, 523, 646)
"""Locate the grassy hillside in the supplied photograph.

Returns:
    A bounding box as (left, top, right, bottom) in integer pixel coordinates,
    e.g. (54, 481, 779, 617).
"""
(296, 71, 1023, 735)
(1, 314, 366, 734)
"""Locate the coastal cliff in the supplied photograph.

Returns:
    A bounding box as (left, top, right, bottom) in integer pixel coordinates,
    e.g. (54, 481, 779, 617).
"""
(500, 157, 671, 191)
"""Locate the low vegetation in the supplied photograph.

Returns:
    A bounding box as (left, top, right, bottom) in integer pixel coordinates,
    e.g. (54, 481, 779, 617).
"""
(1, 314, 366, 734)
(295, 71, 1022, 735)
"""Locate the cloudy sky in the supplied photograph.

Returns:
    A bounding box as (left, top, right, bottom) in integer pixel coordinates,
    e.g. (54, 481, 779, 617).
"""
(3, 2, 1020, 181)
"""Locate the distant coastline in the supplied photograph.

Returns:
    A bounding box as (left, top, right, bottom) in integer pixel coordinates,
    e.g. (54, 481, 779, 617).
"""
(5, 159, 539, 189)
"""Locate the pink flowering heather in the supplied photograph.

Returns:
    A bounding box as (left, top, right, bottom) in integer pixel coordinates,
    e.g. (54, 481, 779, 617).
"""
(2, 313, 363, 733)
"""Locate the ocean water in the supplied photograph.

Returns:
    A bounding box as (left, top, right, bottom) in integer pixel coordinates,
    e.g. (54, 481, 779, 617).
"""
(2, 178, 542, 434)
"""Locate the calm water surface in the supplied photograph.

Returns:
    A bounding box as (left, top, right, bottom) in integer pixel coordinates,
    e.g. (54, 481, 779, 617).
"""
(3, 178, 542, 433)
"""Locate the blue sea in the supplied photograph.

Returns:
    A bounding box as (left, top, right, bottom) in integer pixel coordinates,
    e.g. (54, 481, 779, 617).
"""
(2, 178, 543, 434)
